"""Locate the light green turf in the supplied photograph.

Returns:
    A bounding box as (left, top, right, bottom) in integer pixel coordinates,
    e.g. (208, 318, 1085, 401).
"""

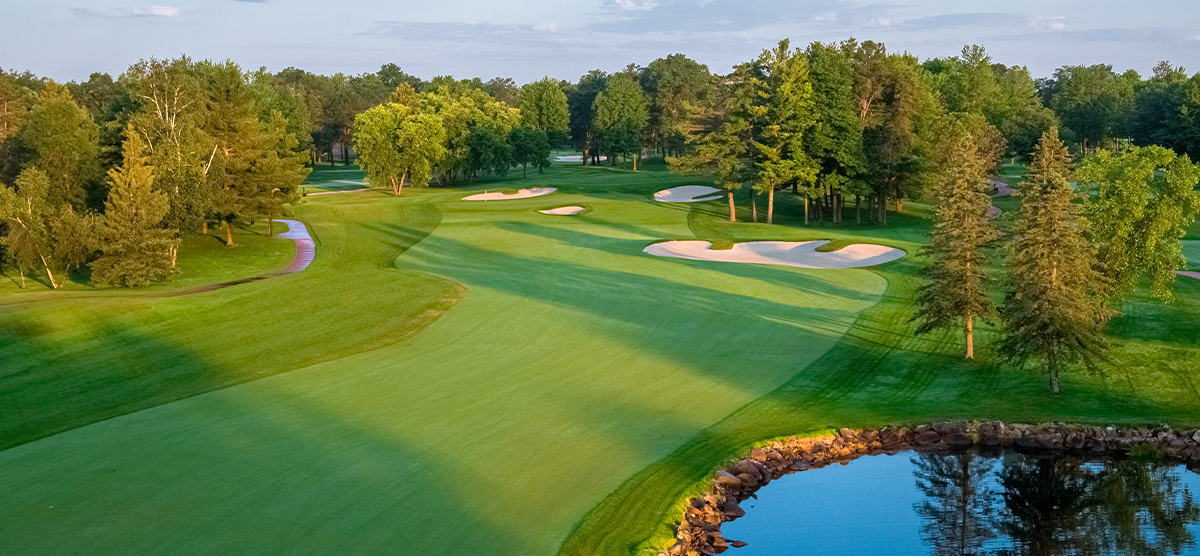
(1185, 240, 1200, 271)
(0, 157, 1197, 556)
(0, 159, 888, 555)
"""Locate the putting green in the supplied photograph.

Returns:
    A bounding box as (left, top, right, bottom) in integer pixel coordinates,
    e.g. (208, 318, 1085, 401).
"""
(0, 163, 888, 554)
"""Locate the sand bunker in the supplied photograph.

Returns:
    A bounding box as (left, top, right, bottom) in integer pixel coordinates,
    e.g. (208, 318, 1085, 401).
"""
(654, 186, 723, 203)
(555, 155, 607, 162)
(463, 187, 556, 201)
(539, 206, 585, 215)
(643, 240, 905, 269)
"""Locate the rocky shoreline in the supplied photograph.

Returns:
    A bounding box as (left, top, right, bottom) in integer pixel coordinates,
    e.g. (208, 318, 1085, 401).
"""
(661, 421, 1200, 556)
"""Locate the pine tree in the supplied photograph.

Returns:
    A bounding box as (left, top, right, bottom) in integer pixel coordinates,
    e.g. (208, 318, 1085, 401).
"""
(913, 116, 1001, 359)
(91, 128, 178, 287)
(750, 39, 818, 225)
(1000, 128, 1111, 393)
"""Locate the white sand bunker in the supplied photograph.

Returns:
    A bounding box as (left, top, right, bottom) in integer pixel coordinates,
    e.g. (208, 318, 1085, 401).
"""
(654, 186, 723, 203)
(539, 206, 585, 215)
(643, 240, 905, 269)
(555, 155, 607, 162)
(463, 187, 556, 201)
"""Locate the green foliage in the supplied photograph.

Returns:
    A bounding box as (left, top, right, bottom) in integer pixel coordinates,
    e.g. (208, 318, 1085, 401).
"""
(805, 41, 866, 202)
(1000, 128, 1111, 393)
(125, 57, 214, 235)
(354, 102, 446, 193)
(566, 70, 607, 160)
(1043, 64, 1137, 151)
(0, 72, 27, 145)
(518, 77, 570, 144)
(249, 69, 314, 154)
(850, 39, 944, 215)
(914, 115, 1002, 358)
(377, 63, 423, 92)
(466, 126, 513, 179)
(593, 73, 649, 165)
(0, 167, 97, 288)
(509, 127, 550, 177)
(749, 40, 818, 222)
(91, 128, 178, 287)
(643, 54, 711, 157)
(18, 82, 101, 208)
(420, 82, 519, 184)
(1076, 145, 1200, 301)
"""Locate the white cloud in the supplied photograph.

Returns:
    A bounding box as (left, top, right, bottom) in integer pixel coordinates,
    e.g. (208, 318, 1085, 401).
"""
(69, 5, 181, 18)
(613, 0, 656, 11)
(533, 22, 558, 32)
(1029, 17, 1066, 31)
(813, 12, 837, 22)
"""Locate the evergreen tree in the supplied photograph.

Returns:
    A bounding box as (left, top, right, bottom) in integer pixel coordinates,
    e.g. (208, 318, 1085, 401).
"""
(593, 73, 649, 170)
(750, 39, 818, 225)
(1000, 128, 1111, 393)
(566, 70, 607, 165)
(913, 116, 1001, 359)
(91, 128, 178, 286)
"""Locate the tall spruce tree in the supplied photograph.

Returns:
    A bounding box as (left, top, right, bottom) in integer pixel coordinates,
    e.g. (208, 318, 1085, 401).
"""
(750, 39, 818, 225)
(92, 128, 178, 286)
(1000, 128, 1111, 393)
(913, 116, 1001, 359)
(805, 41, 866, 225)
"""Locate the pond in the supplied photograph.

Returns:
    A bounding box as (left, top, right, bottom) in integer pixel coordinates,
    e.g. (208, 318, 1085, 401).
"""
(721, 450, 1200, 555)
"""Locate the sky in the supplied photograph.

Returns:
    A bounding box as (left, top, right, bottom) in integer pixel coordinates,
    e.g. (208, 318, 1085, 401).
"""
(5, 0, 1200, 84)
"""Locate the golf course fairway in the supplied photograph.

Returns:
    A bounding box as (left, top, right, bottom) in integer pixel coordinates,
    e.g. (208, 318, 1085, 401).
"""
(1, 160, 1198, 556)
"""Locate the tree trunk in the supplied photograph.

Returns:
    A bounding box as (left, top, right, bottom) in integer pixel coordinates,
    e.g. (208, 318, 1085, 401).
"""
(39, 254, 59, 289)
(1048, 349, 1060, 394)
(728, 191, 736, 222)
(896, 197, 903, 213)
(767, 186, 775, 225)
(856, 195, 861, 225)
(751, 191, 758, 223)
(804, 196, 809, 226)
(170, 245, 178, 268)
(19, 266, 25, 289)
(633, 151, 638, 172)
(225, 220, 234, 247)
(965, 314, 974, 360)
(202, 220, 208, 235)
(268, 219, 274, 237)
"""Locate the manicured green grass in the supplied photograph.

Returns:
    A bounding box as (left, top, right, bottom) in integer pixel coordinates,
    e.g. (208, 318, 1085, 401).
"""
(1184, 240, 1200, 271)
(0, 156, 1196, 556)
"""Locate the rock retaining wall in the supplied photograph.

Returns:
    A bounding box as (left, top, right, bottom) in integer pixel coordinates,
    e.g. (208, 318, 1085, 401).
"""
(662, 421, 1200, 556)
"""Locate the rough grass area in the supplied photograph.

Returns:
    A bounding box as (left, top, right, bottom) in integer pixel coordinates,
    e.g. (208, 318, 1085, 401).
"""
(0, 156, 1197, 556)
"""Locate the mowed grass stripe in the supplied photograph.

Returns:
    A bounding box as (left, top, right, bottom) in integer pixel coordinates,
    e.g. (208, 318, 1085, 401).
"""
(0, 160, 885, 555)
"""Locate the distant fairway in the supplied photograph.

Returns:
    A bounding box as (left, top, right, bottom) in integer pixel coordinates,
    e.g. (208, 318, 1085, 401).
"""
(1, 159, 1198, 555)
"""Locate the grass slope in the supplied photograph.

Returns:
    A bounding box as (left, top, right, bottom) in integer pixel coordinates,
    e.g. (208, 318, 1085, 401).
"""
(0, 160, 886, 555)
(0, 159, 1197, 556)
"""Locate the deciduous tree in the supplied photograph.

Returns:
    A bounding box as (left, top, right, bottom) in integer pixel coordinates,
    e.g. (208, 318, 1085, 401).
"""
(593, 73, 649, 170)
(1076, 145, 1200, 301)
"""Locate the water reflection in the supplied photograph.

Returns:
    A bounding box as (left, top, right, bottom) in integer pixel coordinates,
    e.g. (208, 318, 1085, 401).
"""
(722, 451, 1200, 556)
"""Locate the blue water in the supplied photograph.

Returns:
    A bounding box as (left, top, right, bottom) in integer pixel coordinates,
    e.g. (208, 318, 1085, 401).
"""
(722, 451, 1200, 555)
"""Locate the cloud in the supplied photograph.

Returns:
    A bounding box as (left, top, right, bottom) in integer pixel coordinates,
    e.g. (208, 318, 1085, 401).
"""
(892, 12, 1032, 31)
(234, 0, 269, 3)
(69, 5, 181, 18)
(533, 22, 558, 33)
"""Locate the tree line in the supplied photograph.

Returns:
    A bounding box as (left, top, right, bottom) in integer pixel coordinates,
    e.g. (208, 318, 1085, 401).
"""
(3, 40, 1200, 293)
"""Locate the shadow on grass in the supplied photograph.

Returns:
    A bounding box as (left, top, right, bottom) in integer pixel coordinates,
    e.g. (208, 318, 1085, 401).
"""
(557, 264, 1200, 556)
